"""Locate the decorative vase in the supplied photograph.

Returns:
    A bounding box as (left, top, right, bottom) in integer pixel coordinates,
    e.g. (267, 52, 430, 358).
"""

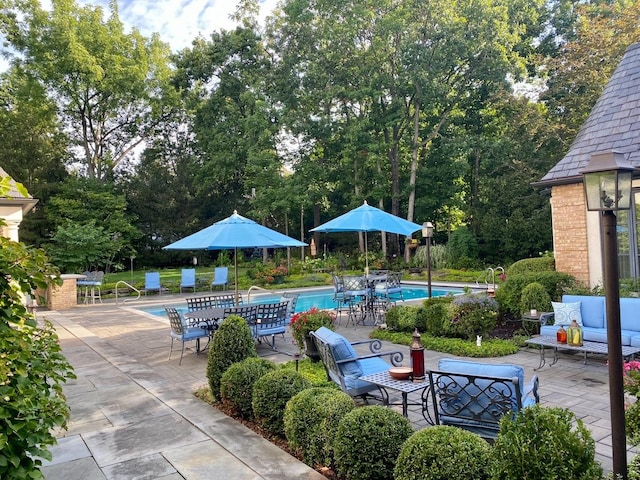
(567, 319, 583, 346)
(557, 325, 567, 344)
(303, 334, 321, 362)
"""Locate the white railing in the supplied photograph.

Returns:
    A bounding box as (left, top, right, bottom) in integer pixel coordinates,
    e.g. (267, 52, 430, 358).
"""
(115, 281, 141, 305)
(476, 267, 504, 294)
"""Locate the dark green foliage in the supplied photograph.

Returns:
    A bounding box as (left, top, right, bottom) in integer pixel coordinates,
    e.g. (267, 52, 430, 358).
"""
(206, 315, 257, 401)
(446, 226, 480, 269)
(385, 305, 418, 332)
(394, 426, 491, 480)
(489, 405, 602, 480)
(417, 296, 454, 335)
(626, 401, 640, 446)
(447, 292, 498, 340)
(507, 257, 555, 276)
(629, 453, 640, 480)
(519, 282, 552, 314)
(220, 357, 275, 420)
(334, 406, 413, 480)
(495, 271, 578, 316)
(283, 387, 354, 468)
(252, 369, 311, 436)
(0, 197, 75, 479)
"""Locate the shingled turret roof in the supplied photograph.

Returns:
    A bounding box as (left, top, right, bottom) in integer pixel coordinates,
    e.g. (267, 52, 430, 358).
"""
(537, 42, 640, 186)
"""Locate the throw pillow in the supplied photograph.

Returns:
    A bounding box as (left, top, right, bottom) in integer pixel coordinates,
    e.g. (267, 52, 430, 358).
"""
(552, 301, 583, 326)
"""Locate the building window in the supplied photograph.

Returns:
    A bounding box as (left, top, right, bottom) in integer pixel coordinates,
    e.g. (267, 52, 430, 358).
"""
(616, 189, 640, 279)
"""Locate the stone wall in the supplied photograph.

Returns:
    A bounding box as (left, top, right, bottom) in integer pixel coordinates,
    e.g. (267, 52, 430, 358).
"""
(550, 183, 590, 286)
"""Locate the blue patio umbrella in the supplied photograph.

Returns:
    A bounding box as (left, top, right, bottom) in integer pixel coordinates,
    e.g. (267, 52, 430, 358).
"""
(310, 201, 422, 273)
(164, 211, 306, 304)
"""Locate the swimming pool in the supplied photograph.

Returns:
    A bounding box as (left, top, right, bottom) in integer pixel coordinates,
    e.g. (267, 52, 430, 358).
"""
(137, 285, 463, 318)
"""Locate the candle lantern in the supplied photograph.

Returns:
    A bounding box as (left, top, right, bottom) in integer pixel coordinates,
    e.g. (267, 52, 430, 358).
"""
(556, 325, 567, 344)
(567, 319, 583, 347)
(410, 328, 425, 382)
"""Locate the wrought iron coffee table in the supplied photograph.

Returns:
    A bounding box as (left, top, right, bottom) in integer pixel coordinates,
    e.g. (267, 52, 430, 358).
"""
(525, 335, 640, 370)
(360, 371, 428, 416)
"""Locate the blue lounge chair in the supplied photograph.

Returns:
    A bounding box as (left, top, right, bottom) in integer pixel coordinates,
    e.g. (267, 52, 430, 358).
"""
(180, 268, 196, 293)
(144, 272, 162, 295)
(211, 267, 229, 291)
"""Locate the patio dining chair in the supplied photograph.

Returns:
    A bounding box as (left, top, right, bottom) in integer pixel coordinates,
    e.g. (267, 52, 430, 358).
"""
(255, 302, 289, 350)
(374, 271, 403, 303)
(342, 275, 369, 327)
(280, 292, 300, 326)
(166, 306, 210, 365)
(211, 267, 229, 291)
(180, 268, 197, 293)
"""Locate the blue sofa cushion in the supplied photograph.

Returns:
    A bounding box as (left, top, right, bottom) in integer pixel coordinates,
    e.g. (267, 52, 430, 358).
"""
(551, 301, 583, 326)
(314, 327, 362, 377)
(563, 295, 605, 329)
(620, 298, 640, 332)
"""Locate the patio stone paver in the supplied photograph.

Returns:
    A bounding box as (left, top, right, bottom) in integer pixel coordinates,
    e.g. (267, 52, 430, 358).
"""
(39, 293, 637, 478)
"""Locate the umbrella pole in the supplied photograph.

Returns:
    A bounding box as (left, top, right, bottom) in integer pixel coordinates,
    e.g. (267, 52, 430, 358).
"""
(234, 247, 239, 306)
(365, 231, 369, 276)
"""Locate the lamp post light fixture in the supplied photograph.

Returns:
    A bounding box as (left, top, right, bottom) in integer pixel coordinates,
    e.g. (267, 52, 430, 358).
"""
(422, 222, 434, 298)
(581, 150, 636, 480)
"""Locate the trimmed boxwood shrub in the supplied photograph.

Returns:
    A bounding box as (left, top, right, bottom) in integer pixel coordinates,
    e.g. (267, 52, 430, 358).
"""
(334, 406, 413, 480)
(206, 315, 257, 400)
(252, 369, 311, 436)
(489, 405, 602, 480)
(519, 281, 552, 314)
(507, 257, 555, 276)
(385, 305, 418, 332)
(220, 357, 275, 419)
(283, 387, 354, 468)
(495, 271, 578, 317)
(394, 426, 491, 480)
(417, 296, 455, 336)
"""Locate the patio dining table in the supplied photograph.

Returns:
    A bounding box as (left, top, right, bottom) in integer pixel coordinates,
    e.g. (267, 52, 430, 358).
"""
(184, 307, 227, 332)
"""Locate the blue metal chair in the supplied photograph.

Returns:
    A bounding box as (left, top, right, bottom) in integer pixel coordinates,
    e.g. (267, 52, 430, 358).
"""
(255, 302, 288, 350)
(374, 271, 403, 302)
(166, 306, 210, 365)
(180, 268, 196, 293)
(144, 272, 162, 295)
(211, 267, 229, 291)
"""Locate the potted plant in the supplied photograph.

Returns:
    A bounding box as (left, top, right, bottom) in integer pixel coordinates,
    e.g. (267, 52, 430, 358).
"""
(289, 308, 336, 361)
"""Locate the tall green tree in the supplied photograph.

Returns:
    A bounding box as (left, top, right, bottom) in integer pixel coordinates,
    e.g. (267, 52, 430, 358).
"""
(1, 0, 178, 181)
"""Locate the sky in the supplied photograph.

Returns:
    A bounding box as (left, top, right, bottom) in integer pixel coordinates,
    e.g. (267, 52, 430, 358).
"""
(75, 0, 280, 52)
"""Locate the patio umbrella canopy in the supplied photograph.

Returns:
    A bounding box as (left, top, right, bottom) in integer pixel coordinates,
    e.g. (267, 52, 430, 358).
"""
(310, 201, 422, 272)
(163, 211, 306, 304)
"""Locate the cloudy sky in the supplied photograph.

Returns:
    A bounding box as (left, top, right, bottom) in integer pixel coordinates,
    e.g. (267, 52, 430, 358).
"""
(76, 0, 280, 52)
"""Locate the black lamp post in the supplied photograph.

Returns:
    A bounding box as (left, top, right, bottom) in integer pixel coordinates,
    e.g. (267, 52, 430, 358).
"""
(422, 222, 433, 298)
(581, 150, 636, 480)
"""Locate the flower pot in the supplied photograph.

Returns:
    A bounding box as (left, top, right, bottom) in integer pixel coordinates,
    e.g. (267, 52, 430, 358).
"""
(304, 334, 321, 362)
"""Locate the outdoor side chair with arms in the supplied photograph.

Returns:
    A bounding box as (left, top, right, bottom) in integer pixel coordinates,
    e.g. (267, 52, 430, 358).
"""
(342, 275, 369, 327)
(166, 306, 211, 365)
(311, 326, 404, 402)
(280, 292, 300, 326)
(255, 302, 289, 350)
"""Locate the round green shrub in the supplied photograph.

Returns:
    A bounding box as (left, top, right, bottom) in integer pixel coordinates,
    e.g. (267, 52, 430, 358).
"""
(394, 426, 491, 480)
(489, 405, 603, 480)
(252, 369, 311, 436)
(283, 387, 355, 468)
(220, 357, 275, 419)
(334, 406, 413, 480)
(519, 281, 552, 314)
(626, 400, 640, 445)
(385, 305, 418, 332)
(507, 257, 555, 276)
(206, 315, 257, 400)
(447, 292, 498, 340)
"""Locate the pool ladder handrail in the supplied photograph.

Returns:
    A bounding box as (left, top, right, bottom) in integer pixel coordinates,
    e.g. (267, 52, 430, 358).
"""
(247, 285, 287, 305)
(476, 267, 504, 294)
(115, 280, 141, 305)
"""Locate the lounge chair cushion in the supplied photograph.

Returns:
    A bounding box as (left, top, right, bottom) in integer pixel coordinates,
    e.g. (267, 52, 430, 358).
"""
(314, 327, 362, 377)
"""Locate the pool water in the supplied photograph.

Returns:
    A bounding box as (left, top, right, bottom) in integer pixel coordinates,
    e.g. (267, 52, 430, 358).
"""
(138, 285, 463, 318)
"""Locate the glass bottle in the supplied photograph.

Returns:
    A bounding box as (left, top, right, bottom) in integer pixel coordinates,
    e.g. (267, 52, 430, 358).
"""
(556, 325, 567, 344)
(567, 319, 583, 346)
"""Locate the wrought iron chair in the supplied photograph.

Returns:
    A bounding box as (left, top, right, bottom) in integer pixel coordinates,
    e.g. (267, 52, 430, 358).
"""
(255, 302, 289, 350)
(341, 275, 369, 327)
(374, 271, 404, 302)
(280, 292, 300, 326)
(422, 358, 539, 440)
(166, 306, 210, 365)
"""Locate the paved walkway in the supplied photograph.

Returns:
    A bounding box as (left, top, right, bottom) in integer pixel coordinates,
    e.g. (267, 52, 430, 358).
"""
(38, 295, 636, 478)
